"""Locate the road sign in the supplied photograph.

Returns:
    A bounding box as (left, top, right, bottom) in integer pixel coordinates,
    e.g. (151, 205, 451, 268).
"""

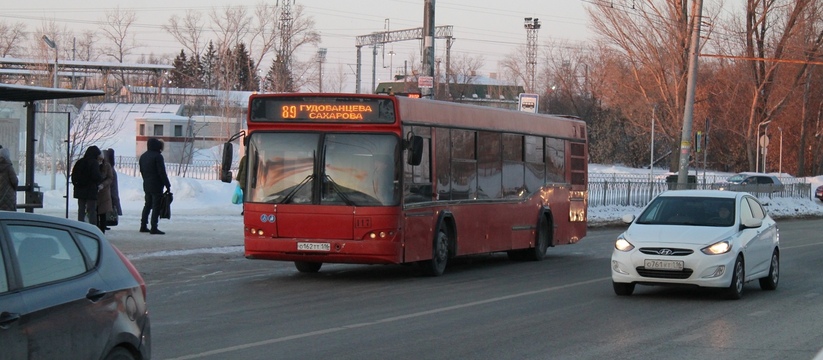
(418, 76, 433, 89)
(518, 93, 539, 113)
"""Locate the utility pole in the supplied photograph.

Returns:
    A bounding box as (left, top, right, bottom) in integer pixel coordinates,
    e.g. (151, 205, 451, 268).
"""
(421, 0, 435, 99)
(317, 48, 327, 92)
(524, 17, 541, 93)
(676, 0, 703, 188)
(276, 0, 295, 92)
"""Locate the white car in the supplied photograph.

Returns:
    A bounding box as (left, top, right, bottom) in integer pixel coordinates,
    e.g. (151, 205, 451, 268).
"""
(611, 190, 779, 300)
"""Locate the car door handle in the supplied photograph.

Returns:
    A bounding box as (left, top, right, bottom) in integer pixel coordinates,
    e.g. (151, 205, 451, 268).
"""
(86, 288, 108, 302)
(0, 311, 21, 329)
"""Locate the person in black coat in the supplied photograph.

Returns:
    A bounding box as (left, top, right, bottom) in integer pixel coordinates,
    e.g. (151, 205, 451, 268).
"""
(139, 138, 171, 234)
(71, 146, 104, 225)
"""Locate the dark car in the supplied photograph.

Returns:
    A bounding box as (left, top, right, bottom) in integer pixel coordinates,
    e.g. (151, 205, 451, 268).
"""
(0, 212, 150, 360)
(816, 185, 823, 201)
(714, 172, 785, 194)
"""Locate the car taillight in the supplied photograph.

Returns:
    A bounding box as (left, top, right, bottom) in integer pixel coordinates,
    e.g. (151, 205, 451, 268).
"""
(112, 244, 147, 300)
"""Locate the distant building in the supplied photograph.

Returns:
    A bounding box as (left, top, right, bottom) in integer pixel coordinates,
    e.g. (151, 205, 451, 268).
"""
(375, 73, 524, 109)
(135, 114, 241, 164)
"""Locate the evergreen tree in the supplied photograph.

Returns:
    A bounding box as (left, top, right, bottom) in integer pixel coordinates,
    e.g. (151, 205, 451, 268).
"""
(170, 50, 188, 88)
(200, 41, 219, 90)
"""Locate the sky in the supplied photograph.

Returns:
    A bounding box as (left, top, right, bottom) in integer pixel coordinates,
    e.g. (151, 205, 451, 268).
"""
(3, 0, 593, 92)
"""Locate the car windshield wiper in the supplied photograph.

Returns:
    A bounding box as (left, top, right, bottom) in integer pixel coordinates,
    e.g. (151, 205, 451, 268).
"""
(281, 174, 314, 204)
(324, 175, 355, 206)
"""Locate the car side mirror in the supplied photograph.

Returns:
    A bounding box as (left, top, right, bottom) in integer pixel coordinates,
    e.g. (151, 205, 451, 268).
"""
(621, 214, 635, 224)
(741, 217, 762, 229)
(220, 142, 234, 183)
(406, 135, 423, 166)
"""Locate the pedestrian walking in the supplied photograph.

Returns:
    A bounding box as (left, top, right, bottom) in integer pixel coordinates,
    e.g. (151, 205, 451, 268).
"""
(71, 146, 103, 225)
(0, 146, 19, 211)
(96, 151, 114, 233)
(139, 138, 171, 235)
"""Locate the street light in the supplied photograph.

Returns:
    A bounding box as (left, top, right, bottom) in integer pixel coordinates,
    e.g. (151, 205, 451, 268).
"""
(778, 127, 783, 175)
(41, 35, 58, 89)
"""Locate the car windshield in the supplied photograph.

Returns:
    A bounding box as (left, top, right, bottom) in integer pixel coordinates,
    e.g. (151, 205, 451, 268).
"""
(726, 174, 747, 184)
(635, 196, 736, 227)
(245, 132, 400, 206)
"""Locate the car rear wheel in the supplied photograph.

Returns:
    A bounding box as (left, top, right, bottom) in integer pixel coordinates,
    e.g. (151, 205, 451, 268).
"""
(759, 250, 779, 290)
(295, 261, 322, 273)
(613, 282, 635, 296)
(104, 347, 136, 360)
(724, 256, 744, 300)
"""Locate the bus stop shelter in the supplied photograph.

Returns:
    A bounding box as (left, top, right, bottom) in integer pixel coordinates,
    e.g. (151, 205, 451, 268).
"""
(0, 83, 104, 212)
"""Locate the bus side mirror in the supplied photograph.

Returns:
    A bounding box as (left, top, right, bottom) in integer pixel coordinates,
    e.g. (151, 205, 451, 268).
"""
(220, 142, 234, 183)
(407, 135, 423, 166)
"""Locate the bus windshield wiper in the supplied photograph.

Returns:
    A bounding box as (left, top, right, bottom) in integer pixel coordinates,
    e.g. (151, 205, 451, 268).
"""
(281, 174, 314, 204)
(324, 175, 355, 206)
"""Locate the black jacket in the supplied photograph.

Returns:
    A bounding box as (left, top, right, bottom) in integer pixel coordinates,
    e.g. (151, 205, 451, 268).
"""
(72, 146, 103, 200)
(139, 138, 171, 194)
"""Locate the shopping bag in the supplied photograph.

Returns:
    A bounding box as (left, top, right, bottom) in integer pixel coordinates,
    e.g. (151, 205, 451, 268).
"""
(231, 185, 243, 204)
(160, 190, 173, 219)
(106, 210, 119, 226)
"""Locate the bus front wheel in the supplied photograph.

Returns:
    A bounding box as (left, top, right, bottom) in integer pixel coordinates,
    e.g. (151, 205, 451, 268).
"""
(295, 261, 322, 273)
(422, 227, 450, 276)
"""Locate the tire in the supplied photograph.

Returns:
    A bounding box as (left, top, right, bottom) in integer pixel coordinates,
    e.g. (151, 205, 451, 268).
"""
(613, 282, 635, 296)
(103, 347, 136, 360)
(295, 261, 322, 273)
(524, 215, 550, 261)
(422, 227, 449, 276)
(759, 250, 779, 291)
(724, 256, 744, 300)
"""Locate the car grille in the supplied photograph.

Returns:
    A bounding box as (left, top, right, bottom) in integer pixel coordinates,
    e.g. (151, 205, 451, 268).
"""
(636, 267, 694, 279)
(639, 247, 693, 256)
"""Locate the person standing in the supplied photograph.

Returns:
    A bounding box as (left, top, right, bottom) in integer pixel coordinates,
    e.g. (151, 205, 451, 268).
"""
(0, 146, 19, 211)
(96, 151, 114, 233)
(105, 149, 123, 227)
(139, 138, 171, 235)
(71, 146, 103, 225)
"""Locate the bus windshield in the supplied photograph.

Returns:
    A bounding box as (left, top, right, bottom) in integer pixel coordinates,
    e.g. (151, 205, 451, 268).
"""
(247, 132, 400, 206)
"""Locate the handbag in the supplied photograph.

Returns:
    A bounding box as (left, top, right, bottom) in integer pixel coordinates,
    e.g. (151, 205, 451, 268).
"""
(159, 190, 173, 219)
(231, 184, 243, 204)
(105, 210, 119, 226)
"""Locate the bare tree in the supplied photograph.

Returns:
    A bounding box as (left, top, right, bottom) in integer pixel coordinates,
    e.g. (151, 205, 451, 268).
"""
(163, 10, 205, 57)
(445, 53, 485, 100)
(0, 21, 27, 58)
(100, 7, 141, 90)
(586, 0, 719, 171)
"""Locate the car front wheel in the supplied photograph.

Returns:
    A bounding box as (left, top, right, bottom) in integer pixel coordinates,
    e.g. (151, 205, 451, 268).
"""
(724, 256, 744, 300)
(613, 282, 635, 296)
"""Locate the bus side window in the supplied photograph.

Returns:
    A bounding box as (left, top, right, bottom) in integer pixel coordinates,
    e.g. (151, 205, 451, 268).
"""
(404, 127, 432, 204)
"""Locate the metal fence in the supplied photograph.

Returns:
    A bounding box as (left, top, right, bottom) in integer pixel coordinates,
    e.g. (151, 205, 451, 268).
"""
(588, 179, 811, 207)
(113, 156, 814, 206)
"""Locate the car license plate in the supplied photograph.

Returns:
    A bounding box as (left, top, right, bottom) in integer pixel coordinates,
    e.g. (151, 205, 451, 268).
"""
(297, 242, 330, 251)
(644, 259, 684, 271)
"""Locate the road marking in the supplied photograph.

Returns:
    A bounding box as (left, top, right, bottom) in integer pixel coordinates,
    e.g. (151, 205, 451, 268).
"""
(166, 277, 610, 360)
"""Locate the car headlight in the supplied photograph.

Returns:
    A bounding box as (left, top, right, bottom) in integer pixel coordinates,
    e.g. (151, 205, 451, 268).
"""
(615, 235, 634, 252)
(701, 240, 731, 255)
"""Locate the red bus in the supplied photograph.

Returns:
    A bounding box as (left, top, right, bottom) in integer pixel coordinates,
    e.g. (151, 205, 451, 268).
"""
(223, 93, 587, 276)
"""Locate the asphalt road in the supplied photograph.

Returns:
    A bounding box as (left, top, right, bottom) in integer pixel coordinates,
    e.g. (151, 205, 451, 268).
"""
(129, 218, 823, 360)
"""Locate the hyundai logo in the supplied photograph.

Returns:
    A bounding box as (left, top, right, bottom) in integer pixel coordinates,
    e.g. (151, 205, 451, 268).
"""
(657, 249, 674, 255)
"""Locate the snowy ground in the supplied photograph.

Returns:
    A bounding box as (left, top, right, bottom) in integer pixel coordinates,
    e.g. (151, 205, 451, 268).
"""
(34, 164, 823, 226)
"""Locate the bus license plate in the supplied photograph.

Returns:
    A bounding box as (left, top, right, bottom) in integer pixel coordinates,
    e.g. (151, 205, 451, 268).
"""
(297, 242, 330, 251)
(644, 259, 684, 271)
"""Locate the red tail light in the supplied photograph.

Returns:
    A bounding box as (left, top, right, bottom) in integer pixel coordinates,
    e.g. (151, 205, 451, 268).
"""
(112, 244, 147, 300)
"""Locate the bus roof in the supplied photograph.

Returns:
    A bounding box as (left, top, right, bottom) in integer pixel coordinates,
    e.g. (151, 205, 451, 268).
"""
(394, 95, 586, 141)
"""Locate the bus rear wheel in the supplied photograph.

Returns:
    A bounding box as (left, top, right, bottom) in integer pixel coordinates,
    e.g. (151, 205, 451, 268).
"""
(422, 227, 449, 276)
(295, 261, 322, 273)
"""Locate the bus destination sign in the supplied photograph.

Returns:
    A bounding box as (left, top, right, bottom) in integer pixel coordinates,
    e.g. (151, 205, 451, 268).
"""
(251, 97, 396, 123)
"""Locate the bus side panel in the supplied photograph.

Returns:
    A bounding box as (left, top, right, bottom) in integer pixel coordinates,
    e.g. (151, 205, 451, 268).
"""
(449, 203, 527, 255)
(402, 209, 438, 262)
